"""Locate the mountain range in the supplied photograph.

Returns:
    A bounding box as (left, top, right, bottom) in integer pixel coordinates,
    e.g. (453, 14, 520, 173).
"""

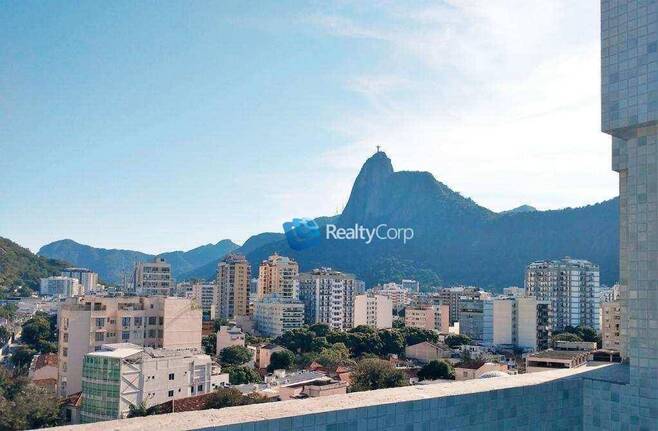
(35, 152, 619, 291)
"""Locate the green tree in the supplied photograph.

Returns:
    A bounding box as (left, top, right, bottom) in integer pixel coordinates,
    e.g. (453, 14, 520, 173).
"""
(346, 331, 384, 357)
(552, 332, 583, 344)
(0, 304, 17, 321)
(225, 366, 262, 385)
(350, 358, 408, 392)
(202, 334, 216, 356)
(267, 350, 296, 372)
(310, 343, 356, 368)
(219, 345, 253, 366)
(274, 328, 317, 353)
(213, 318, 230, 332)
(400, 327, 439, 346)
(127, 402, 158, 418)
(379, 329, 405, 356)
(0, 383, 61, 429)
(204, 387, 265, 410)
(20, 313, 57, 353)
(417, 360, 454, 381)
(309, 323, 331, 337)
(0, 326, 10, 345)
(445, 334, 471, 348)
(10, 346, 36, 371)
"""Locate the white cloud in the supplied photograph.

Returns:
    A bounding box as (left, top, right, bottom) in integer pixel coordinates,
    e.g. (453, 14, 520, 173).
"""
(305, 0, 616, 211)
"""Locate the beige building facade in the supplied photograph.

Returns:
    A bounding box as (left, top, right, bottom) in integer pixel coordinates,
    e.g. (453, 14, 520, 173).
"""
(353, 293, 392, 329)
(217, 254, 251, 319)
(404, 304, 449, 333)
(257, 254, 299, 300)
(58, 296, 202, 397)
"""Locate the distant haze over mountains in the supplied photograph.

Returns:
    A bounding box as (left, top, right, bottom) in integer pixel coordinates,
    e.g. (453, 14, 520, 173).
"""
(37, 152, 619, 291)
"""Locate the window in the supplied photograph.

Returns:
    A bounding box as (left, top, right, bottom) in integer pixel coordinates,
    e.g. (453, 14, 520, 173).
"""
(63, 333, 69, 342)
(168, 373, 175, 380)
(148, 329, 156, 338)
(197, 384, 203, 392)
(159, 316, 164, 325)
(122, 331, 130, 341)
(134, 317, 142, 327)
(95, 318, 105, 327)
(148, 317, 157, 325)
(168, 390, 174, 397)
(122, 317, 131, 327)
(62, 347, 68, 357)
(95, 332, 105, 342)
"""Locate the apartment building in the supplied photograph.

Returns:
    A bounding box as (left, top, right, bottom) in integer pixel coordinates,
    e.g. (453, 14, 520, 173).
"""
(80, 343, 225, 423)
(253, 294, 304, 337)
(482, 297, 551, 351)
(525, 258, 600, 332)
(132, 257, 174, 296)
(256, 254, 299, 300)
(404, 304, 449, 333)
(217, 254, 251, 319)
(61, 268, 99, 294)
(601, 301, 621, 351)
(401, 279, 420, 293)
(40, 276, 82, 297)
(216, 325, 245, 355)
(191, 282, 218, 320)
(298, 268, 364, 331)
(371, 283, 409, 311)
(353, 293, 393, 329)
(459, 299, 485, 342)
(437, 286, 486, 325)
(57, 296, 202, 397)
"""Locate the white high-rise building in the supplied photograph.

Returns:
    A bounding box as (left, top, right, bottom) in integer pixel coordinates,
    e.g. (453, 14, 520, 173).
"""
(61, 268, 99, 294)
(525, 258, 600, 332)
(353, 293, 393, 329)
(132, 257, 173, 296)
(482, 297, 552, 351)
(299, 268, 364, 331)
(253, 294, 304, 337)
(40, 276, 82, 297)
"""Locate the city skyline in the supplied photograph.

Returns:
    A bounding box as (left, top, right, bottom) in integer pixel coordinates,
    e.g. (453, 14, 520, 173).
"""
(2, 1, 616, 254)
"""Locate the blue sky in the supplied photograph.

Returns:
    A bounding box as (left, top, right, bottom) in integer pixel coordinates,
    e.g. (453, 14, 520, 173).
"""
(1, 1, 616, 254)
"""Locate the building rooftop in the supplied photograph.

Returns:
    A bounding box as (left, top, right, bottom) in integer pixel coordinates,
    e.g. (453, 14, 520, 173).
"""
(528, 350, 590, 360)
(32, 352, 58, 370)
(51, 363, 619, 431)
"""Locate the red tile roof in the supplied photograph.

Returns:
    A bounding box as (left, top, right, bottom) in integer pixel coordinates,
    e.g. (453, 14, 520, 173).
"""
(33, 353, 58, 370)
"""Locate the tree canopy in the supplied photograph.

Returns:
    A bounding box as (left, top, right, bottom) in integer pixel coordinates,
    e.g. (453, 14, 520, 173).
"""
(0, 371, 61, 429)
(350, 358, 408, 392)
(417, 360, 455, 381)
(225, 366, 262, 385)
(267, 350, 296, 372)
(445, 334, 472, 348)
(219, 345, 252, 366)
(20, 312, 57, 353)
(204, 387, 266, 410)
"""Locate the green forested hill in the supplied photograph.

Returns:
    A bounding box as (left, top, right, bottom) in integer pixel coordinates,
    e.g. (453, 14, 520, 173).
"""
(0, 237, 68, 295)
